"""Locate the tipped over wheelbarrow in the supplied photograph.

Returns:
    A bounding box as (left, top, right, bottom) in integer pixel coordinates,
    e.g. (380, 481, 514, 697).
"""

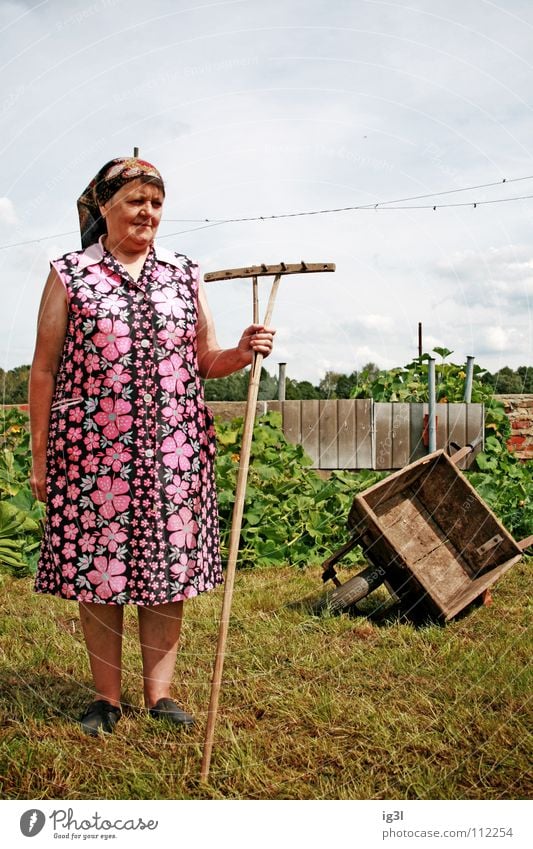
(320, 442, 532, 621)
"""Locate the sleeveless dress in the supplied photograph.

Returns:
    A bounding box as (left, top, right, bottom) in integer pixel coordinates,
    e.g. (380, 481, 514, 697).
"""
(34, 238, 223, 605)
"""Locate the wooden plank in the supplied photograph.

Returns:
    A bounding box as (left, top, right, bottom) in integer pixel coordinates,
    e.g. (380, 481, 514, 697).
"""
(465, 403, 484, 469)
(355, 399, 373, 469)
(409, 403, 426, 462)
(204, 262, 336, 281)
(374, 488, 473, 607)
(416, 455, 520, 575)
(337, 399, 356, 469)
(442, 554, 522, 620)
(349, 501, 423, 601)
(374, 403, 393, 470)
(349, 452, 438, 523)
(447, 403, 467, 461)
(281, 401, 301, 448)
(436, 402, 447, 450)
(408, 543, 477, 612)
(300, 400, 320, 467)
(392, 403, 410, 469)
(318, 400, 338, 469)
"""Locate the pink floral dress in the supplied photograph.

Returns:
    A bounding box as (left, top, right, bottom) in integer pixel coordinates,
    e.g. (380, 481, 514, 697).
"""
(35, 238, 222, 605)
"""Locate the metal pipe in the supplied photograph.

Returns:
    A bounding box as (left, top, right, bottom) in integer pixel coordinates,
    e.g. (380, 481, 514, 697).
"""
(428, 357, 437, 452)
(463, 355, 475, 403)
(278, 363, 287, 401)
(418, 322, 423, 359)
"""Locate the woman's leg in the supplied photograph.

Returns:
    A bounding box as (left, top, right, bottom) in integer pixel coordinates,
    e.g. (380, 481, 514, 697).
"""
(79, 603, 124, 707)
(138, 601, 184, 708)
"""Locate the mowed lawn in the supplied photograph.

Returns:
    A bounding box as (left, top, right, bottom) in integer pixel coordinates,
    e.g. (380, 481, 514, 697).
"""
(0, 560, 531, 800)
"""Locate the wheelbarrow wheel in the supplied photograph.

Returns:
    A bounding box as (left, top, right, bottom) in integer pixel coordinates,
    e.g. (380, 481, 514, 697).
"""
(328, 564, 385, 612)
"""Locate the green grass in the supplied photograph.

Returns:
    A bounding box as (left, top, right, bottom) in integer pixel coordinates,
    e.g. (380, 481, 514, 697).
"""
(0, 560, 531, 800)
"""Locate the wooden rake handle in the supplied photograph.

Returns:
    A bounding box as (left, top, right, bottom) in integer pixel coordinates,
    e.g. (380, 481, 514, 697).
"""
(200, 274, 280, 782)
(200, 261, 334, 782)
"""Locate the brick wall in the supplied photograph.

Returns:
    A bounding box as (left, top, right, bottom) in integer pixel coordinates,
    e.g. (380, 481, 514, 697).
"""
(495, 395, 533, 461)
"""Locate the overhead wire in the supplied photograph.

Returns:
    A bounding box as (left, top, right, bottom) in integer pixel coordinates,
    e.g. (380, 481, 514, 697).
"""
(1, 174, 532, 251)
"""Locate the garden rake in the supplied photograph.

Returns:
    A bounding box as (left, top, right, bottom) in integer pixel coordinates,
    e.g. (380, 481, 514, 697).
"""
(201, 261, 335, 782)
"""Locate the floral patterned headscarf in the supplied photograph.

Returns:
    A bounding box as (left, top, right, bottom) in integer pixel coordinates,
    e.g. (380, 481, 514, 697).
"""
(77, 157, 165, 248)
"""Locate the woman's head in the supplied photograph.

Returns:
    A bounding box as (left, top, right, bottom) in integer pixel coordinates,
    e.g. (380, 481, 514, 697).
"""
(77, 157, 165, 249)
(93, 158, 165, 206)
(98, 177, 164, 254)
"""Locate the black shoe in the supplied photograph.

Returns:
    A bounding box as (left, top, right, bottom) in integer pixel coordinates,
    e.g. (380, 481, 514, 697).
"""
(148, 698, 195, 728)
(80, 699, 122, 736)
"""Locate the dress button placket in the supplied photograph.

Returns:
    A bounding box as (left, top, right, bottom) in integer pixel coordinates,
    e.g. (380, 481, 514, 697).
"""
(138, 283, 157, 521)
(139, 300, 153, 450)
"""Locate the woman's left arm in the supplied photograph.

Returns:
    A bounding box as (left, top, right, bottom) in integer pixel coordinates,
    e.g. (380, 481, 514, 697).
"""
(196, 282, 275, 379)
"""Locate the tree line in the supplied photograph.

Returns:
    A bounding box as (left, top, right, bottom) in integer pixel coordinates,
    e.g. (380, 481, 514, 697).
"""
(2, 362, 532, 405)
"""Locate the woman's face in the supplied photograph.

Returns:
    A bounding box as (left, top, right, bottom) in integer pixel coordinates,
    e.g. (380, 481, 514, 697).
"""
(99, 178, 164, 252)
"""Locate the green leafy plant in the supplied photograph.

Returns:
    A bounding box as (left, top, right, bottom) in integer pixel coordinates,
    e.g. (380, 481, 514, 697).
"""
(468, 435, 532, 540)
(215, 412, 384, 567)
(351, 348, 495, 404)
(0, 407, 45, 577)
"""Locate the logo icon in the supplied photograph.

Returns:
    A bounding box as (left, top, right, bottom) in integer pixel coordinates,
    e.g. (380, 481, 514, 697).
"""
(20, 810, 46, 837)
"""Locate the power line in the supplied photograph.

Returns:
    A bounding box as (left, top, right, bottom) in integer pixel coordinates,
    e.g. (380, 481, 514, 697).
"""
(1, 175, 533, 251)
(163, 174, 533, 224)
(0, 230, 78, 251)
(157, 192, 533, 239)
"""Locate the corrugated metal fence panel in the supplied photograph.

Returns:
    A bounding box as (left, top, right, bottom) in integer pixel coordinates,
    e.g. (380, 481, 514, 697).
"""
(374, 402, 393, 470)
(409, 404, 426, 463)
(207, 399, 484, 471)
(355, 399, 373, 469)
(301, 400, 320, 465)
(277, 401, 484, 470)
(319, 400, 339, 469)
(337, 399, 356, 468)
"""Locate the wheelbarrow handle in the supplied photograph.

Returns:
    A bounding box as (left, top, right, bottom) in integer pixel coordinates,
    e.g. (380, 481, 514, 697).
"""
(449, 433, 484, 466)
(517, 535, 533, 551)
(321, 533, 364, 586)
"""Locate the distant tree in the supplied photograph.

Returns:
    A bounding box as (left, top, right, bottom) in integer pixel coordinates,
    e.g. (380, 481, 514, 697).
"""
(296, 380, 321, 399)
(516, 366, 533, 393)
(203, 367, 277, 401)
(359, 362, 380, 382)
(257, 368, 278, 401)
(335, 370, 359, 398)
(318, 371, 342, 398)
(485, 366, 524, 395)
(203, 370, 248, 401)
(1, 365, 31, 404)
(283, 378, 321, 400)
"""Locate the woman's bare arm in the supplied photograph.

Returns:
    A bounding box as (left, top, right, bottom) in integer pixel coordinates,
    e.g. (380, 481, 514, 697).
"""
(29, 268, 68, 502)
(196, 282, 275, 379)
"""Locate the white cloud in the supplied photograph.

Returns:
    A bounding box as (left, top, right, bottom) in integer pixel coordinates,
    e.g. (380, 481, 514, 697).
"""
(476, 325, 518, 355)
(0, 197, 19, 226)
(436, 245, 533, 311)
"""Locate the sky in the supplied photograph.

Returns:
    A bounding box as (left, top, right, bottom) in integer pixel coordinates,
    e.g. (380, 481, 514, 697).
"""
(1, 0, 532, 383)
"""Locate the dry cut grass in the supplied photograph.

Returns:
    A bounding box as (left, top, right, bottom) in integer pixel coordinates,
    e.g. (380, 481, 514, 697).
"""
(0, 560, 531, 800)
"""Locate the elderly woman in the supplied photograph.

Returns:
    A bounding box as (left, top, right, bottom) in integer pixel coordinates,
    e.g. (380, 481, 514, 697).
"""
(29, 157, 274, 736)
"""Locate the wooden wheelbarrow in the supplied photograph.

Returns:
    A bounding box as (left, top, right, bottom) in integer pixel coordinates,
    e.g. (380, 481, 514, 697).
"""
(321, 443, 532, 621)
